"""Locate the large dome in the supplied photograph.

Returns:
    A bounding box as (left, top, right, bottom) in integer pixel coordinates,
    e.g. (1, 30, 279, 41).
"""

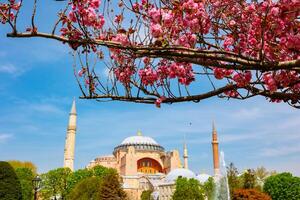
(121, 135, 159, 145)
(113, 132, 164, 154)
(165, 168, 196, 182)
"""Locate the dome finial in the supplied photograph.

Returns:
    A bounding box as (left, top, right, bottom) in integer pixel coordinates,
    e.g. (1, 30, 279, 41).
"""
(137, 130, 142, 136)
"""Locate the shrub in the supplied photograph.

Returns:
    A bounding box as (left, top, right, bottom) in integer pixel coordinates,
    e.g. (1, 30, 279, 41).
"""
(263, 172, 300, 200)
(232, 189, 271, 200)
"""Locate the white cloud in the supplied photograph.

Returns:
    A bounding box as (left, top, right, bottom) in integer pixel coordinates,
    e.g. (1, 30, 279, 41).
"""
(260, 145, 300, 157)
(0, 133, 13, 143)
(0, 64, 22, 75)
(27, 103, 64, 115)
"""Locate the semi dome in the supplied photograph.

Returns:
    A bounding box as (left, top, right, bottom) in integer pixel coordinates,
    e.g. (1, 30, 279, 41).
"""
(113, 131, 164, 154)
(196, 173, 211, 183)
(165, 168, 196, 182)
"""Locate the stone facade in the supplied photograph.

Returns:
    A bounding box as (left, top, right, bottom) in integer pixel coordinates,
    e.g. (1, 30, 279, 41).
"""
(87, 133, 181, 200)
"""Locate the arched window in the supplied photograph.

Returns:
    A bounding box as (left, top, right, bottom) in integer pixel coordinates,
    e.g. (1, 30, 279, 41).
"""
(137, 158, 163, 174)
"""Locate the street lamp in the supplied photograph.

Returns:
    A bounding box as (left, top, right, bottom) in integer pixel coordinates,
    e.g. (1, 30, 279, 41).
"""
(32, 175, 42, 200)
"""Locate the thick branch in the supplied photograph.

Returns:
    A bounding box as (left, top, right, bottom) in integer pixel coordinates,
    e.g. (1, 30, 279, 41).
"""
(7, 31, 300, 71)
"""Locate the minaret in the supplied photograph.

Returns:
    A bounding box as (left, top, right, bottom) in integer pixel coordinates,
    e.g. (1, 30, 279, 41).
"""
(63, 99, 77, 171)
(183, 135, 189, 169)
(212, 121, 220, 175)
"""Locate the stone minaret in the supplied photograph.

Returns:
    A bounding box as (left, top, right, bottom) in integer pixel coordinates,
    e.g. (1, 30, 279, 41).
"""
(63, 99, 77, 171)
(212, 121, 220, 175)
(183, 136, 189, 169)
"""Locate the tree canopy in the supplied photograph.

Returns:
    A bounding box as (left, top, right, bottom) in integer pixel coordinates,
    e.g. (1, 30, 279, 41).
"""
(15, 167, 35, 200)
(8, 160, 37, 174)
(40, 167, 72, 200)
(0, 161, 22, 200)
(0, 0, 299, 108)
(68, 177, 103, 200)
(263, 172, 300, 200)
(172, 177, 204, 200)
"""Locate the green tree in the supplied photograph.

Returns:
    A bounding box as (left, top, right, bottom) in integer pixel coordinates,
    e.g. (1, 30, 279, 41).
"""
(67, 168, 92, 193)
(98, 172, 127, 200)
(68, 177, 102, 200)
(263, 172, 300, 200)
(92, 165, 117, 178)
(227, 162, 241, 197)
(202, 177, 215, 200)
(141, 190, 154, 200)
(172, 177, 204, 200)
(15, 168, 34, 200)
(0, 161, 22, 200)
(40, 168, 72, 200)
(242, 169, 256, 189)
(8, 160, 37, 174)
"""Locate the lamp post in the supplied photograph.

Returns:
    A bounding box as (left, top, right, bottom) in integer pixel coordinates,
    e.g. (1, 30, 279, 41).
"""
(32, 175, 42, 200)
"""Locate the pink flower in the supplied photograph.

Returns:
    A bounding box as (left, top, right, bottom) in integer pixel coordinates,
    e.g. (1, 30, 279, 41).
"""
(229, 20, 236, 27)
(162, 11, 173, 27)
(270, 7, 280, 16)
(150, 23, 163, 38)
(148, 8, 161, 23)
(233, 71, 252, 87)
(68, 11, 77, 22)
(155, 96, 166, 108)
(224, 36, 234, 48)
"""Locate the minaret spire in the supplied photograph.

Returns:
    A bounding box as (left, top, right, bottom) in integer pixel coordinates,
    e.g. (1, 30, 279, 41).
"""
(212, 121, 220, 175)
(183, 134, 189, 169)
(64, 99, 77, 171)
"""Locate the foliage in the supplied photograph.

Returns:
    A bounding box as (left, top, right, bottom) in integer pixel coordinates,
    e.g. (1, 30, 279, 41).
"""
(8, 160, 37, 174)
(15, 167, 34, 200)
(172, 177, 204, 200)
(0, 0, 300, 107)
(202, 177, 215, 200)
(91, 165, 117, 179)
(66, 165, 117, 193)
(66, 168, 92, 193)
(98, 171, 127, 200)
(0, 161, 22, 200)
(263, 172, 300, 200)
(227, 162, 241, 197)
(141, 190, 154, 200)
(242, 169, 256, 189)
(232, 189, 271, 200)
(68, 177, 102, 200)
(40, 168, 72, 200)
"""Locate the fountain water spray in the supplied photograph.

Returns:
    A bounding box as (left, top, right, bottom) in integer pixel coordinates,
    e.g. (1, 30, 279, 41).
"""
(214, 151, 230, 200)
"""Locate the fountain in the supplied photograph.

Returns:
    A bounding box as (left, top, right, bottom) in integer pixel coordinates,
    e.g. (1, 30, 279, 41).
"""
(214, 151, 230, 200)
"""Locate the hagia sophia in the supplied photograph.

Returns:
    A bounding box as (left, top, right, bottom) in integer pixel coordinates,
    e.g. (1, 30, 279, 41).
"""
(63, 100, 220, 200)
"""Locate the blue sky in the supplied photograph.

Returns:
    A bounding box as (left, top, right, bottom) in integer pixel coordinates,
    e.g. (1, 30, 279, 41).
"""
(0, 1, 299, 176)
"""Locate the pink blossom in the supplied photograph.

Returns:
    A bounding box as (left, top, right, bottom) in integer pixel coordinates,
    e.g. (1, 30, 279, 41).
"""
(270, 7, 280, 16)
(150, 23, 163, 38)
(155, 96, 166, 108)
(148, 8, 161, 23)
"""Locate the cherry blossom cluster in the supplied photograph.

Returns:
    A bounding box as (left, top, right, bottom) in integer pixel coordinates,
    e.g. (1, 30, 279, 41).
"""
(263, 71, 300, 93)
(214, 0, 299, 62)
(63, 0, 299, 104)
(0, 0, 20, 24)
(60, 0, 105, 49)
(114, 65, 136, 85)
(138, 60, 195, 87)
(131, 0, 211, 48)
